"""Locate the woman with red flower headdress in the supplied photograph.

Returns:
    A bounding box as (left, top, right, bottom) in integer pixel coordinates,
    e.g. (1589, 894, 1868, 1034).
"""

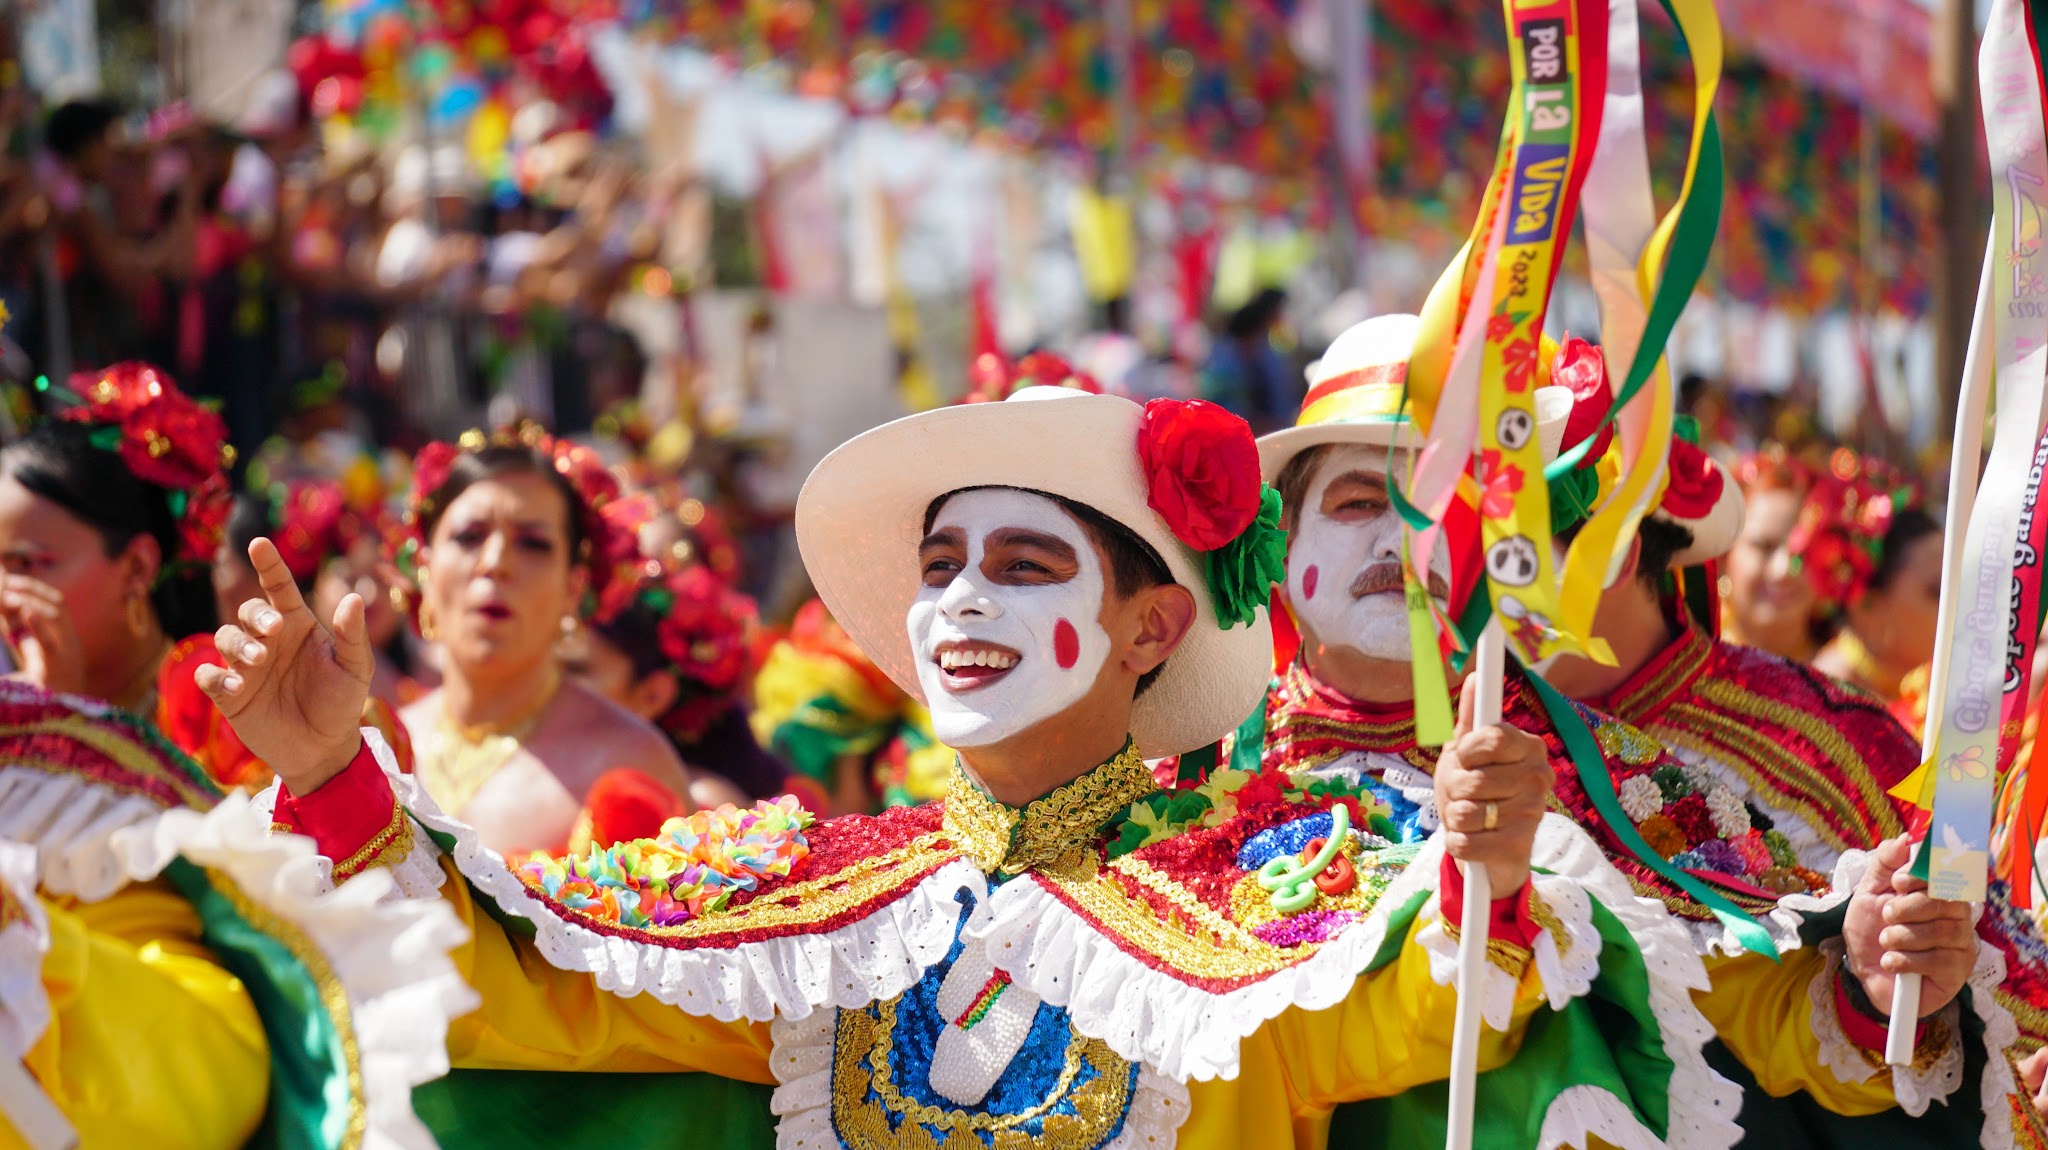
(0, 363, 274, 780)
(387, 425, 730, 856)
(1728, 447, 1941, 704)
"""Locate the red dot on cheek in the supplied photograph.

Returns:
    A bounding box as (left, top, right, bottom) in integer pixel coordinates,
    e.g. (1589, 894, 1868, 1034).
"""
(1053, 619, 1080, 670)
(1302, 565, 1319, 601)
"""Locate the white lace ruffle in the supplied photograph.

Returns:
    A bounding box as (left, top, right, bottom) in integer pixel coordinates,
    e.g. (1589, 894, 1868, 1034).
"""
(358, 730, 978, 1023)
(0, 766, 177, 902)
(765, 1002, 1193, 1150)
(1414, 868, 1599, 1031)
(109, 791, 479, 1150)
(1796, 860, 2023, 1150)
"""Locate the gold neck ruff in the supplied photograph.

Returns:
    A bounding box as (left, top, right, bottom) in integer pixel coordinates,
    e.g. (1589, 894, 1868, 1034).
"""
(942, 740, 1155, 877)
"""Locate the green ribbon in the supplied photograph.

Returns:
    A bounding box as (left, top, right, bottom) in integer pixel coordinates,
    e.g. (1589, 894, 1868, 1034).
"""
(1522, 671, 1779, 959)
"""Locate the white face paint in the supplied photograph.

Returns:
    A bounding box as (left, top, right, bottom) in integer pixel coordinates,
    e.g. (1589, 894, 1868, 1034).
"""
(1285, 444, 1451, 662)
(908, 488, 1115, 747)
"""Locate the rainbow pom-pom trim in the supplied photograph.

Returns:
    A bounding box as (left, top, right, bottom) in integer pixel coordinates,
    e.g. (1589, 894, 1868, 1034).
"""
(519, 796, 816, 929)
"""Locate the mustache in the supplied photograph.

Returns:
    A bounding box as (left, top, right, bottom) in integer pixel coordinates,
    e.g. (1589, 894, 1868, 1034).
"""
(1350, 562, 1451, 601)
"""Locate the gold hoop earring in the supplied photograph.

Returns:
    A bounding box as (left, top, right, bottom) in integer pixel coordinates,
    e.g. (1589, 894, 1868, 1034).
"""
(419, 597, 440, 642)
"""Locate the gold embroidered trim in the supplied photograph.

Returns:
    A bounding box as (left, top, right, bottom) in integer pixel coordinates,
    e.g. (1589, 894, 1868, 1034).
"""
(270, 821, 295, 835)
(549, 832, 959, 942)
(942, 741, 1155, 876)
(1439, 922, 1535, 976)
(331, 803, 413, 881)
(1997, 987, 2048, 1042)
(205, 866, 366, 1150)
(1526, 888, 1571, 961)
(1852, 1012, 1952, 1075)
(831, 997, 1136, 1149)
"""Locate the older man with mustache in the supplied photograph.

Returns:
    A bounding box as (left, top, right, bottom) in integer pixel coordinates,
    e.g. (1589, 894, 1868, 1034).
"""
(1253, 315, 1992, 1148)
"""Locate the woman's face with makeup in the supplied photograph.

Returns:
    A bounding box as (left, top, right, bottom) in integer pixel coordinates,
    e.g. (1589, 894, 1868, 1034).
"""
(908, 489, 1115, 748)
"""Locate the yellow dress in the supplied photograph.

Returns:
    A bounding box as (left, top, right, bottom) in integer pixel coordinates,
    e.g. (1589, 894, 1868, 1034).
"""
(0, 684, 470, 1150)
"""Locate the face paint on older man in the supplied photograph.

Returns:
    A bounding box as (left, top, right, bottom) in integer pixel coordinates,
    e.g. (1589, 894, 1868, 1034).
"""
(1285, 445, 1451, 662)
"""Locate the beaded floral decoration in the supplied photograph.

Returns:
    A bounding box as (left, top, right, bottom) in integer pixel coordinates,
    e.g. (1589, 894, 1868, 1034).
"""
(1109, 759, 1396, 859)
(519, 796, 815, 929)
(395, 422, 641, 626)
(1600, 722, 1828, 896)
(45, 363, 234, 569)
(1737, 446, 1921, 622)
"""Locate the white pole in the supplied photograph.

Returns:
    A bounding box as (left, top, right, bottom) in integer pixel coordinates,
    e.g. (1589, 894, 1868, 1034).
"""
(1446, 616, 1506, 1150)
(0, 1055, 76, 1150)
(1886, 231, 1994, 1065)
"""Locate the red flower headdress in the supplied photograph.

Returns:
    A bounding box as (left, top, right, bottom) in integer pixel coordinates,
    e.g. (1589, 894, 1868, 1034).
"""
(396, 423, 639, 626)
(958, 351, 1103, 405)
(608, 560, 759, 740)
(49, 364, 234, 569)
(269, 478, 392, 586)
(1737, 446, 1922, 620)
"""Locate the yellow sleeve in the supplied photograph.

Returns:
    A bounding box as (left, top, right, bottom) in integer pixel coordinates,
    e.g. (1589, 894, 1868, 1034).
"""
(1698, 948, 1897, 1116)
(13, 884, 270, 1150)
(1224, 912, 1545, 1144)
(436, 859, 777, 1083)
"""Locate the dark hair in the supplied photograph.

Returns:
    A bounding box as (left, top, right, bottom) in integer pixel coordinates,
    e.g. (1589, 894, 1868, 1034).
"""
(923, 486, 1175, 697)
(225, 490, 329, 594)
(1554, 513, 1697, 592)
(45, 100, 120, 161)
(1868, 507, 1940, 596)
(1225, 287, 1287, 340)
(1272, 445, 1332, 535)
(1, 423, 219, 638)
(419, 444, 587, 560)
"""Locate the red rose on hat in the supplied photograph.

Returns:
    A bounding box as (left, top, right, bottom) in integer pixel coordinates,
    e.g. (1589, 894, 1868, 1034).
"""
(1660, 439, 1725, 520)
(1137, 398, 1262, 552)
(1550, 337, 1614, 467)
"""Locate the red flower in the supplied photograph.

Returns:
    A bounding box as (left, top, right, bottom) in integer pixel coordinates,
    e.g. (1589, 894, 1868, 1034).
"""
(1137, 399, 1263, 552)
(657, 566, 755, 693)
(1549, 337, 1613, 465)
(273, 480, 349, 584)
(1500, 337, 1539, 393)
(1486, 313, 1515, 342)
(1659, 440, 1725, 520)
(178, 472, 233, 565)
(114, 396, 229, 493)
(1231, 766, 1289, 811)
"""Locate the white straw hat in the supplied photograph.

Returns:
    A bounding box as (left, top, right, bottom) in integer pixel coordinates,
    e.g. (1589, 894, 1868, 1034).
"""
(796, 388, 1274, 758)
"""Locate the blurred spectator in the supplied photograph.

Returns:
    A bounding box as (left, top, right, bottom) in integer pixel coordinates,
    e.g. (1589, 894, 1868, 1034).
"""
(1200, 286, 1295, 433)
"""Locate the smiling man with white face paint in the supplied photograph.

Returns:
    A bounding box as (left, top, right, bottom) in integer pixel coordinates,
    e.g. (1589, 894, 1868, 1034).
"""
(210, 382, 1735, 1150)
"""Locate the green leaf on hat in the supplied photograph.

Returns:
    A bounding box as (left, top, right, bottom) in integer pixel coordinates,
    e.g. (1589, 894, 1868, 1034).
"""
(1202, 485, 1287, 630)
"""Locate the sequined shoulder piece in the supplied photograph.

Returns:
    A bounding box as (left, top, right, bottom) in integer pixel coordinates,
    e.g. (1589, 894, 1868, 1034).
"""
(974, 795, 1441, 1081)
(1650, 640, 1916, 858)
(0, 679, 221, 812)
(516, 801, 963, 951)
(391, 755, 987, 1024)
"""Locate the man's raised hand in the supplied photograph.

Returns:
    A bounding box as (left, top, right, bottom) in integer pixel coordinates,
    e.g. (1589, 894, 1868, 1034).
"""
(195, 537, 373, 796)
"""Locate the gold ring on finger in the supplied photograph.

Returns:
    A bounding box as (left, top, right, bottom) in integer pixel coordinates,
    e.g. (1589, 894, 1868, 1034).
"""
(1484, 801, 1499, 831)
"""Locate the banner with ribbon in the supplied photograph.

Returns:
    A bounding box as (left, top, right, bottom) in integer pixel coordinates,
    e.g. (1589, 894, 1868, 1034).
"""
(1921, 0, 2048, 904)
